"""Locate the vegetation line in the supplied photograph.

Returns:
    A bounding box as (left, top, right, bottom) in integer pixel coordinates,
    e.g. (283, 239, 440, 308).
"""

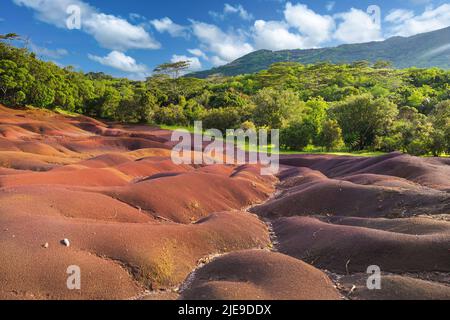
(1, 33, 448, 157)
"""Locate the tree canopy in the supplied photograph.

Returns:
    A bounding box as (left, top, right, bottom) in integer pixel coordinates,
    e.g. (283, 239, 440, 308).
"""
(153, 61, 191, 79)
(0, 35, 449, 155)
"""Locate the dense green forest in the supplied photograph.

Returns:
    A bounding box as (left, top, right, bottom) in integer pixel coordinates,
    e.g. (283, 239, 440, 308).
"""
(0, 34, 449, 156)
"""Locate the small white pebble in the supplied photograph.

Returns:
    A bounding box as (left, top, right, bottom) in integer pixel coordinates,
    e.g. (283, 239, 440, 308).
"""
(349, 285, 357, 295)
(61, 239, 70, 247)
(43, 243, 49, 249)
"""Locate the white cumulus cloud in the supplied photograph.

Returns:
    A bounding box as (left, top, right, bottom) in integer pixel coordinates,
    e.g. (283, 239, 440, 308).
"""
(150, 17, 189, 38)
(171, 54, 202, 72)
(187, 48, 209, 60)
(251, 2, 335, 50)
(210, 3, 254, 21)
(284, 2, 335, 46)
(88, 51, 148, 73)
(253, 20, 305, 50)
(326, 2, 335, 12)
(385, 9, 415, 24)
(386, 4, 450, 37)
(334, 8, 383, 43)
(191, 21, 253, 65)
(13, 0, 160, 51)
(224, 3, 254, 21)
(210, 56, 228, 67)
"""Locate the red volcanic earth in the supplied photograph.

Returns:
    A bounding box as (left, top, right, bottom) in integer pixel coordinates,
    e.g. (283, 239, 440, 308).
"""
(0, 105, 449, 300)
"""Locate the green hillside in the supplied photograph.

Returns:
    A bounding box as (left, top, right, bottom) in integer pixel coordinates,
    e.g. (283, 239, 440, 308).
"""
(189, 27, 450, 78)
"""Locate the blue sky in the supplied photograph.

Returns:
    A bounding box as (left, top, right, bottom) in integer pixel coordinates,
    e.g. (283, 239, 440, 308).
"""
(1, 0, 449, 79)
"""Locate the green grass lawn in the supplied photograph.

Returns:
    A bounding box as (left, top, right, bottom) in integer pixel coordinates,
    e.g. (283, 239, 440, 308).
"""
(160, 125, 386, 157)
(245, 143, 385, 157)
(278, 149, 386, 157)
(159, 124, 197, 133)
(54, 107, 79, 117)
(24, 105, 80, 117)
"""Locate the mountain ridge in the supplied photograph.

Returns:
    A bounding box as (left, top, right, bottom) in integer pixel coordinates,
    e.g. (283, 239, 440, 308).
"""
(188, 27, 450, 78)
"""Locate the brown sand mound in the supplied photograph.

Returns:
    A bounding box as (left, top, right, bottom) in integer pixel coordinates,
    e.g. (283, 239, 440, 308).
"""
(76, 153, 135, 168)
(280, 152, 450, 190)
(0, 151, 74, 171)
(0, 167, 131, 187)
(0, 125, 39, 139)
(0, 211, 269, 299)
(125, 148, 172, 158)
(339, 274, 450, 300)
(341, 173, 422, 189)
(18, 121, 93, 137)
(273, 216, 450, 274)
(103, 167, 274, 223)
(252, 171, 449, 219)
(114, 158, 193, 178)
(0, 185, 153, 223)
(180, 250, 341, 300)
(0, 239, 143, 300)
(16, 141, 69, 157)
(0, 153, 192, 188)
(353, 154, 450, 191)
(323, 216, 450, 235)
(58, 136, 170, 154)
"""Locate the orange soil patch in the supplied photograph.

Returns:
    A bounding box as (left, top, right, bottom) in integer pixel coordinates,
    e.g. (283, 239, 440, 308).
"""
(0, 105, 276, 300)
(0, 211, 269, 299)
(0, 167, 132, 187)
(0, 185, 153, 223)
(1, 105, 448, 300)
(103, 167, 275, 223)
(0, 151, 75, 171)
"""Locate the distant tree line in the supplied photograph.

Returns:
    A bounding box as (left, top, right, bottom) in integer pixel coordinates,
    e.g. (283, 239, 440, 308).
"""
(0, 35, 449, 156)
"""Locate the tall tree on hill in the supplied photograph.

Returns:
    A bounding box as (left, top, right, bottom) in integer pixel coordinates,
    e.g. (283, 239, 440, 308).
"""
(153, 60, 192, 103)
(0, 33, 20, 41)
(153, 61, 191, 79)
